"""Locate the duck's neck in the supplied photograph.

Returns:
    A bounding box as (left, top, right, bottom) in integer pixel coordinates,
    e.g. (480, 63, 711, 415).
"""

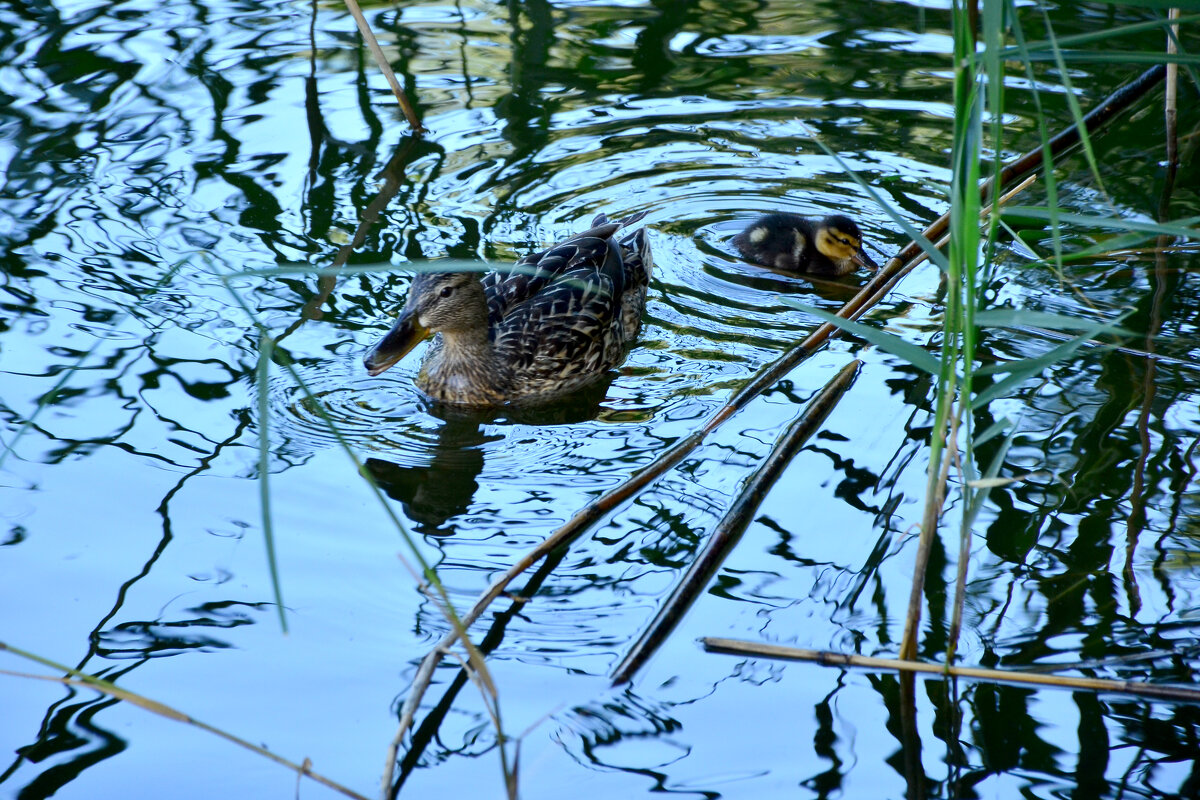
(440, 326, 492, 356)
(420, 329, 510, 404)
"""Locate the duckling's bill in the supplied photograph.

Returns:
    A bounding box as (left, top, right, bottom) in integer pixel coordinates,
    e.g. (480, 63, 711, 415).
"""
(363, 309, 429, 377)
(853, 248, 880, 270)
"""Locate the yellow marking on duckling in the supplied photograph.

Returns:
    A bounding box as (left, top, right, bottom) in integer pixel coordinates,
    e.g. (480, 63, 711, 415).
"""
(816, 227, 860, 261)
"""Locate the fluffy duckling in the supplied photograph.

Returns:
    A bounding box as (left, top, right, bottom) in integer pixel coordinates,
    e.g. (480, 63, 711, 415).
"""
(733, 213, 879, 276)
(363, 211, 652, 406)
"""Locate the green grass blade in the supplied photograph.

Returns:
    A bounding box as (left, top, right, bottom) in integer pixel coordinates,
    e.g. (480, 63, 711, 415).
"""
(976, 307, 1136, 336)
(1000, 13, 1200, 54)
(966, 420, 1020, 521)
(973, 416, 1013, 449)
(1007, 1, 1067, 280)
(973, 320, 1119, 406)
(257, 334, 287, 633)
(1051, 231, 1171, 262)
(1002, 207, 1200, 238)
(779, 299, 942, 376)
(1016, 50, 1200, 65)
(1038, 8, 1109, 199)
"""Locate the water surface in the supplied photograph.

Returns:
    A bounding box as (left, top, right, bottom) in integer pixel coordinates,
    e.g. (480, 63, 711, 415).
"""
(2, 1, 1199, 798)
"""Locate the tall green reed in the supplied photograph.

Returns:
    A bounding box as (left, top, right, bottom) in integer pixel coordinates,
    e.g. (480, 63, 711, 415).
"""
(901, 1, 1193, 663)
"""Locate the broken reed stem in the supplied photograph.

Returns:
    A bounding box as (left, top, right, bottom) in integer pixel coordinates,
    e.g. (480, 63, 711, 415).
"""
(0, 643, 371, 800)
(610, 360, 862, 686)
(701, 638, 1200, 703)
(343, 0, 424, 133)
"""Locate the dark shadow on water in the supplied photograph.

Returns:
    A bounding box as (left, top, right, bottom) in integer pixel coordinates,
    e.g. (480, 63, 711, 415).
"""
(365, 419, 491, 537)
(366, 373, 616, 534)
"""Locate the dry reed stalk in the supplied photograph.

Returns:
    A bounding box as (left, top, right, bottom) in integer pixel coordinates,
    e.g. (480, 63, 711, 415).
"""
(1127, 10, 1181, 613)
(343, 0, 424, 133)
(701, 638, 1200, 702)
(0, 644, 370, 800)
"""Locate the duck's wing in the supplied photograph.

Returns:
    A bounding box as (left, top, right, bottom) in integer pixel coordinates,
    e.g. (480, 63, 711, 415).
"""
(491, 263, 624, 389)
(616, 225, 653, 342)
(481, 220, 618, 324)
(482, 211, 650, 325)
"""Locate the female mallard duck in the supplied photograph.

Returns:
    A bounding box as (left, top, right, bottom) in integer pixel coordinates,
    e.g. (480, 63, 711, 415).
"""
(363, 211, 652, 405)
(733, 212, 879, 276)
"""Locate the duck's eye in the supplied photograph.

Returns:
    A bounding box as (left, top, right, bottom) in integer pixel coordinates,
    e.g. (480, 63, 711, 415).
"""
(439, 286, 454, 298)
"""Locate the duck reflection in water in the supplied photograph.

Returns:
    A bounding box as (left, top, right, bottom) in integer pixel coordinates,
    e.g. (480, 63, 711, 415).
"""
(365, 375, 616, 535)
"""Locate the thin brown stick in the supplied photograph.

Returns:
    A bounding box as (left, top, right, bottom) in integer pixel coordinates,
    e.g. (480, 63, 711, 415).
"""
(701, 638, 1200, 702)
(610, 360, 862, 686)
(343, 0, 424, 133)
(944, 411, 970, 662)
(0, 645, 371, 800)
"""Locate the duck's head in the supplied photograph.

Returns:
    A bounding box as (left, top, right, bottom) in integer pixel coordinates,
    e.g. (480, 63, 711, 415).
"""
(814, 215, 880, 272)
(363, 271, 487, 377)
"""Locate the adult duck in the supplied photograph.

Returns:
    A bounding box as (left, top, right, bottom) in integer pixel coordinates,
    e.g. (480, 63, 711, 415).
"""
(363, 211, 652, 405)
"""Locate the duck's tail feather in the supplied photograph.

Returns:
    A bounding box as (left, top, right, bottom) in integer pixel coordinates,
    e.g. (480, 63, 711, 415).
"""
(590, 209, 649, 231)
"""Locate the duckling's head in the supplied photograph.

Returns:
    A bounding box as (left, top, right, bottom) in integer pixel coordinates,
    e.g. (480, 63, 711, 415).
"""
(814, 215, 880, 273)
(364, 272, 487, 376)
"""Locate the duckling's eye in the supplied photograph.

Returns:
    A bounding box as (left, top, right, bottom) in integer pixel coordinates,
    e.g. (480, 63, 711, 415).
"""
(840, 238, 853, 246)
(439, 286, 454, 298)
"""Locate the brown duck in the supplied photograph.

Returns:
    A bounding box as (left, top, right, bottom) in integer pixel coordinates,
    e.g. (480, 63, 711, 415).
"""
(363, 211, 652, 405)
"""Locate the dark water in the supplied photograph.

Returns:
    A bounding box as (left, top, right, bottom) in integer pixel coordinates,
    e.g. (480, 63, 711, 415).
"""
(2, 1, 1199, 798)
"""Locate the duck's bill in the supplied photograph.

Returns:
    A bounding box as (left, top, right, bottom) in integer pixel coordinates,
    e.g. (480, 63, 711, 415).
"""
(854, 249, 881, 271)
(363, 311, 428, 377)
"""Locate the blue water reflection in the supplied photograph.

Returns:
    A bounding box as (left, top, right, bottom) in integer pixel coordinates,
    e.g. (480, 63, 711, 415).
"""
(3, 0, 1199, 798)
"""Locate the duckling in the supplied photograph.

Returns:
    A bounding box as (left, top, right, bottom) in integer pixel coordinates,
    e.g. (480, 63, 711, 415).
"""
(363, 211, 652, 406)
(732, 212, 879, 276)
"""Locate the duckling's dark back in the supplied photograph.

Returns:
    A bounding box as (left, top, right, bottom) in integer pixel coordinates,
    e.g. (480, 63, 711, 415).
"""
(732, 212, 816, 272)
